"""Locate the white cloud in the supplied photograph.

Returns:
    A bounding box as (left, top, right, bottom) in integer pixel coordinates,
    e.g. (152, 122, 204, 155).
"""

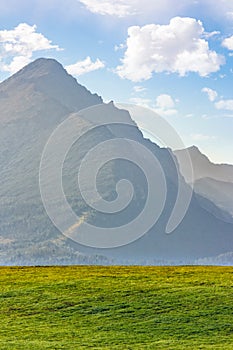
(129, 94, 178, 115)
(116, 17, 224, 82)
(79, 0, 133, 17)
(65, 56, 105, 76)
(114, 43, 126, 51)
(215, 99, 233, 111)
(0, 23, 61, 74)
(2, 56, 31, 74)
(156, 94, 175, 109)
(133, 85, 147, 93)
(202, 87, 218, 101)
(154, 94, 178, 116)
(190, 133, 216, 141)
(222, 35, 233, 50)
(78, 0, 233, 21)
(203, 30, 220, 39)
(129, 97, 151, 107)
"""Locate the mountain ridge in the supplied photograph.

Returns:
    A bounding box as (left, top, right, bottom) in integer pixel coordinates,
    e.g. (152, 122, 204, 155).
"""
(174, 146, 233, 183)
(0, 58, 232, 265)
(0, 58, 103, 125)
(174, 146, 233, 220)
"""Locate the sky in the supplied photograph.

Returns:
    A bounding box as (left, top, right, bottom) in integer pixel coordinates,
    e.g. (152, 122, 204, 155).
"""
(0, 0, 233, 164)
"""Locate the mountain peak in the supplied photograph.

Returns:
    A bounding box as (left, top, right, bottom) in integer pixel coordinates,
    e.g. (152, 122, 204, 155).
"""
(1, 58, 65, 85)
(187, 145, 206, 155)
(18, 57, 64, 77)
(0, 58, 103, 121)
(175, 145, 233, 184)
(186, 145, 211, 162)
(187, 145, 199, 152)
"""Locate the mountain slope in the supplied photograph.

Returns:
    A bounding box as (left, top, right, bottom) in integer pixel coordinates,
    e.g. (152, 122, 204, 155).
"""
(194, 177, 233, 217)
(0, 58, 106, 264)
(0, 57, 102, 124)
(0, 58, 233, 265)
(174, 146, 233, 220)
(174, 146, 233, 184)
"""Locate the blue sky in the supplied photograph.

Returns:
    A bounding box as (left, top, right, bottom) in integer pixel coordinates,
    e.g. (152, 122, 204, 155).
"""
(0, 0, 233, 164)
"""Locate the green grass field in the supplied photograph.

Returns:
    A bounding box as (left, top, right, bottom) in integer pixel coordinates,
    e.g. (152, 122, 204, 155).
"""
(0, 266, 232, 349)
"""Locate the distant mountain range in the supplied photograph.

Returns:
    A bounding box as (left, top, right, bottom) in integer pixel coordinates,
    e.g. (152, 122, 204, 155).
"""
(174, 147, 233, 220)
(174, 146, 233, 184)
(0, 58, 232, 265)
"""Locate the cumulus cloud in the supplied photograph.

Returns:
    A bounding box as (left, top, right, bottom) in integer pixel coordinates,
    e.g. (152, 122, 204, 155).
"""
(0, 23, 61, 74)
(2, 56, 31, 74)
(154, 94, 178, 116)
(202, 87, 218, 101)
(129, 93, 178, 115)
(65, 56, 105, 76)
(156, 94, 175, 109)
(222, 36, 233, 50)
(116, 17, 224, 82)
(215, 99, 233, 111)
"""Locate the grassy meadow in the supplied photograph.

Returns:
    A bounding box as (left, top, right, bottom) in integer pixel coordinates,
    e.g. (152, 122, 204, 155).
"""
(0, 266, 232, 349)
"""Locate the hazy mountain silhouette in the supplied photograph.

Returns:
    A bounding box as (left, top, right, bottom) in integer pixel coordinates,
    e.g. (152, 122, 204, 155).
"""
(0, 58, 232, 265)
(174, 146, 233, 220)
(194, 178, 233, 218)
(174, 146, 233, 184)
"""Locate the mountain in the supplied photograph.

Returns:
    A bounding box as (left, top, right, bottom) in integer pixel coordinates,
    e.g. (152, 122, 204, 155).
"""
(194, 178, 233, 218)
(0, 58, 233, 265)
(174, 146, 233, 220)
(0, 58, 104, 264)
(174, 146, 233, 184)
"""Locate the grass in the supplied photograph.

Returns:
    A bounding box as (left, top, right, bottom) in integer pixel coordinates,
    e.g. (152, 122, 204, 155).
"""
(0, 266, 232, 349)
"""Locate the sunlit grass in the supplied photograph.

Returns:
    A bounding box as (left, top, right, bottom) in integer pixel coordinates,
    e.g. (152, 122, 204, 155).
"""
(0, 266, 232, 349)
